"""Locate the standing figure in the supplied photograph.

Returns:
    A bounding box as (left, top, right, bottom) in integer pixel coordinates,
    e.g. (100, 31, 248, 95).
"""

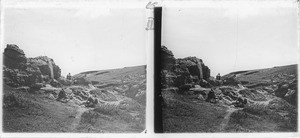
(216, 73, 221, 80)
(67, 73, 71, 80)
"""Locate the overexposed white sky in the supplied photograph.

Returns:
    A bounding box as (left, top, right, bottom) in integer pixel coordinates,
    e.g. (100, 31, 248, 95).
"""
(162, 0, 298, 77)
(2, 1, 147, 76)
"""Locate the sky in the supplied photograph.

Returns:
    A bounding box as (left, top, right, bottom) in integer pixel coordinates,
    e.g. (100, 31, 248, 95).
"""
(2, 1, 147, 77)
(162, 1, 298, 77)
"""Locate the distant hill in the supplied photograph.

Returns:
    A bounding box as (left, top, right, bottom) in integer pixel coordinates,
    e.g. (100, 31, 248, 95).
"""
(223, 64, 297, 86)
(74, 65, 146, 84)
(222, 64, 297, 105)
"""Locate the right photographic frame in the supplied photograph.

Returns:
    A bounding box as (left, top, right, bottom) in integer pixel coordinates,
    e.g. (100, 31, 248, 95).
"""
(158, 0, 298, 133)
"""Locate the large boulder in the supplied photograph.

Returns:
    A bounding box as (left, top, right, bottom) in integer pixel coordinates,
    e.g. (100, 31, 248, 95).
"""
(177, 57, 210, 81)
(3, 44, 27, 69)
(177, 57, 203, 80)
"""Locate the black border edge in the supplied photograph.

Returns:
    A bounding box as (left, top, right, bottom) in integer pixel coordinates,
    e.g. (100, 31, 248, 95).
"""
(154, 7, 163, 133)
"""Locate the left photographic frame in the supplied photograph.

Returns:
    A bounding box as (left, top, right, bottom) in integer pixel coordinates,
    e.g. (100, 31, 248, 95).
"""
(1, 0, 147, 133)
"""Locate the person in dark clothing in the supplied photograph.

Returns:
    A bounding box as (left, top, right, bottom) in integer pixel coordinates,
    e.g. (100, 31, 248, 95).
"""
(57, 88, 67, 101)
(67, 73, 71, 80)
(206, 89, 217, 103)
(216, 73, 221, 80)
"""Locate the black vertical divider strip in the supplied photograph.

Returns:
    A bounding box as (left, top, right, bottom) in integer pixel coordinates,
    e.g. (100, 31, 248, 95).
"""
(154, 7, 163, 133)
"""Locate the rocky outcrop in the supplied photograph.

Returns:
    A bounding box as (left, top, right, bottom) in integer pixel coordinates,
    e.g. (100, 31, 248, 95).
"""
(161, 45, 176, 70)
(28, 56, 61, 80)
(3, 64, 43, 87)
(3, 44, 27, 69)
(177, 57, 210, 81)
(3, 44, 62, 88)
(161, 46, 211, 89)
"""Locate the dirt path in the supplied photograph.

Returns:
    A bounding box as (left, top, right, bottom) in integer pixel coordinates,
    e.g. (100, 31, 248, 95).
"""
(218, 107, 239, 131)
(69, 107, 89, 131)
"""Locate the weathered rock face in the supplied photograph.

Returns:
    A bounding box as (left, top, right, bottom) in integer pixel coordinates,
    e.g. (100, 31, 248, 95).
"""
(161, 45, 176, 70)
(28, 56, 61, 80)
(177, 57, 210, 81)
(161, 46, 211, 89)
(3, 44, 62, 88)
(3, 44, 27, 69)
(202, 65, 210, 81)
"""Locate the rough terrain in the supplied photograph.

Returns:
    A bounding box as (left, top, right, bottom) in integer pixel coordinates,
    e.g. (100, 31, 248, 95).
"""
(3, 44, 146, 133)
(161, 45, 297, 132)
